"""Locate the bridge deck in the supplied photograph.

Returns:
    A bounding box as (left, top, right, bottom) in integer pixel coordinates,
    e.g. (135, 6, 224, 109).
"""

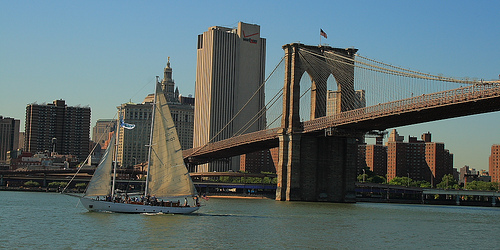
(184, 84, 500, 164)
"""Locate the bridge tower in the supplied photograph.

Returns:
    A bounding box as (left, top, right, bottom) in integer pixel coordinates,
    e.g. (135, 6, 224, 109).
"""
(276, 43, 360, 202)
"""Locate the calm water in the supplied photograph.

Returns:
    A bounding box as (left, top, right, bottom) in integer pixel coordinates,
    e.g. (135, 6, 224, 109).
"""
(1, 191, 499, 249)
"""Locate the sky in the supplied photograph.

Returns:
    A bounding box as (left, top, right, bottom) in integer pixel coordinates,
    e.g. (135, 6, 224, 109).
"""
(1, 1, 499, 171)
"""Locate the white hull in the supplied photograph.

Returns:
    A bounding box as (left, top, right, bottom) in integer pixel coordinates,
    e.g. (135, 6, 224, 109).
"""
(80, 197, 200, 214)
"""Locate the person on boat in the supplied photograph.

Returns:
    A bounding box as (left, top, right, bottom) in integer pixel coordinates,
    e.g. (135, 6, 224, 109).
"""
(194, 196, 200, 207)
(184, 198, 188, 207)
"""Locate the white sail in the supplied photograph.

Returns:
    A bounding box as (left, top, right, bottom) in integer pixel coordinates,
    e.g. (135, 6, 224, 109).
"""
(147, 82, 197, 198)
(84, 133, 115, 197)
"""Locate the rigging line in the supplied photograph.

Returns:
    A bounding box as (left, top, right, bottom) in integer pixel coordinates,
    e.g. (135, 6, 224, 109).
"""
(62, 113, 119, 194)
(232, 58, 286, 136)
(297, 51, 320, 119)
(234, 88, 284, 136)
(298, 52, 346, 113)
(129, 76, 157, 101)
(206, 56, 284, 142)
(323, 50, 444, 81)
(304, 48, 477, 84)
(327, 49, 443, 79)
(356, 54, 459, 81)
(265, 92, 284, 129)
(235, 88, 284, 136)
(186, 57, 285, 157)
(266, 113, 282, 129)
(326, 50, 479, 85)
(300, 50, 359, 112)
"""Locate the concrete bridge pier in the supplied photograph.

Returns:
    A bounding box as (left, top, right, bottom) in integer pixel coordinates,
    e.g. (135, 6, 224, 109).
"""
(276, 133, 357, 202)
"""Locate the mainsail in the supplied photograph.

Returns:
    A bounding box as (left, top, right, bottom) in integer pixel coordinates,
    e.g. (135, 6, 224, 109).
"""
(146, 82, 197, 198)
(84, 133, 116, 197)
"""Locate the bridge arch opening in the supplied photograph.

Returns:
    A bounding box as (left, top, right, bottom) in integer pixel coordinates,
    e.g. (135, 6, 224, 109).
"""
(326, 74, 338, 116)
(299, 72, 312, 122)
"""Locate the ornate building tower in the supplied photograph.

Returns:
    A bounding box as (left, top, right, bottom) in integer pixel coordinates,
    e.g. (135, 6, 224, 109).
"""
(117, 59, 194, 168)
(162, 57, 178, 103)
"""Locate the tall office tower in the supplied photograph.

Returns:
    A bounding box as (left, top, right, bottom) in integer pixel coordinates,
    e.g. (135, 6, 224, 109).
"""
(117, 60, 194, 168)
(0, 116, 20, 163)
(194, 22, 266, 172)
(92, 119, 116, 148)
(489, 145, 500, 185)
(24, 100, 91, 161)
(326, 89, 366, 116)
(386, 129, 453, 184)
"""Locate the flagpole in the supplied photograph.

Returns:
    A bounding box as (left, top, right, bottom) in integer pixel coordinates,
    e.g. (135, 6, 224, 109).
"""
(111, 108, 121, 198)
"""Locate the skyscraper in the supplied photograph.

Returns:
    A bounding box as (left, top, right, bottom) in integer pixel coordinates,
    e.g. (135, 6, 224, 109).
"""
(194, 22, 266, 172)
(24, 100, 90, 161)
(0, 116, 20, 163)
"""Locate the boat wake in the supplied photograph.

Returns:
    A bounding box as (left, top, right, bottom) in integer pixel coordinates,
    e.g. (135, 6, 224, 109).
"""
(141, 212, 173, 216)
(195, 213, 267, 219)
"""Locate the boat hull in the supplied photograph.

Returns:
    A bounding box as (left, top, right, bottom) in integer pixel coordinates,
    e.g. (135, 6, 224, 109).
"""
(80, 197, 200, 214)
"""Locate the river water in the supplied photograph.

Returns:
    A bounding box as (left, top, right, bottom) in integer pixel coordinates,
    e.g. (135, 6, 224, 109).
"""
(1, 191, 499, 249)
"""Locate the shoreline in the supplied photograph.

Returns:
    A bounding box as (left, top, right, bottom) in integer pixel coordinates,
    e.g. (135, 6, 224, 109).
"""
(1, 188, 497, 207)
(207, 195, 272, 199)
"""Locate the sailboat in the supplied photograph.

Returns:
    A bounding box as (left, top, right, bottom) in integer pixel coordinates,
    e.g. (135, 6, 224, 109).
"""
(78, 77, 200, 214)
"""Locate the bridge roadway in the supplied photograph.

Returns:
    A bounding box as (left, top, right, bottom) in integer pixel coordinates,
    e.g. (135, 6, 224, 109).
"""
(184, 83, 500, 164)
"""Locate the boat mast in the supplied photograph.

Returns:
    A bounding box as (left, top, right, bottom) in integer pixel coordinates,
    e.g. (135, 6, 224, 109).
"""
(111, 112, 120, 198)
(144, 76, 159, 197)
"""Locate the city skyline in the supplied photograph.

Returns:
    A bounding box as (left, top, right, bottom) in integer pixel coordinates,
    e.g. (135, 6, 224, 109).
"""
(1, 1, 499, 170)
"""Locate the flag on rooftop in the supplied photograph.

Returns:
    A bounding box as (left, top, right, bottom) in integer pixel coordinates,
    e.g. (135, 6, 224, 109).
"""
(320, 29, 327, 39)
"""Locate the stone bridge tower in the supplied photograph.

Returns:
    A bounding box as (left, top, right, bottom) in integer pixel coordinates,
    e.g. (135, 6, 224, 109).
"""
(276, 43, 360, 202)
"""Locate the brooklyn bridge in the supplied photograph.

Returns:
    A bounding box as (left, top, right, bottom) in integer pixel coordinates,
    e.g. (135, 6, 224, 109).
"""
(183, 43, 500, 202)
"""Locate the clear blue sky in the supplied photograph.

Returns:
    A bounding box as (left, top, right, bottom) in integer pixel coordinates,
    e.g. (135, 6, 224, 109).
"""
(1, 1, 499, 171)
